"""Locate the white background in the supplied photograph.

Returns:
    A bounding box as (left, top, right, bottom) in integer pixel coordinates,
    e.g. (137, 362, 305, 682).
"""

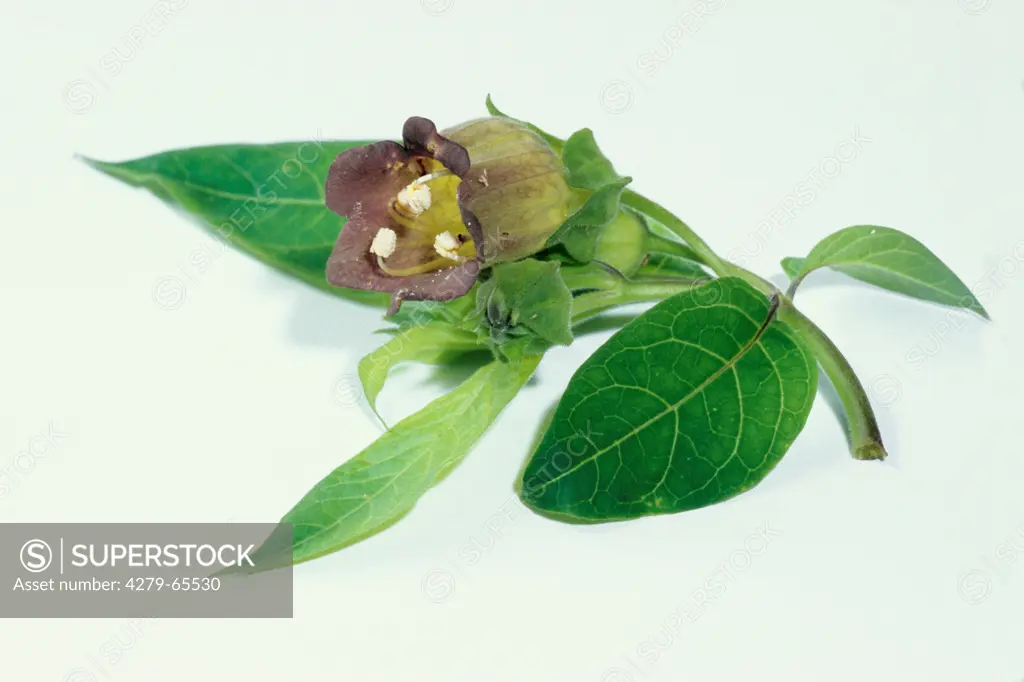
(2, 0, 1023, 680)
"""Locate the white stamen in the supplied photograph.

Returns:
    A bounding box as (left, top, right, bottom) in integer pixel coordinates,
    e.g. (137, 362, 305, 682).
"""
(417, 170, 452, 184)
(369, 227, 398, 259)
(396, 180, 432, 216)
(433, 231, 467, 262)
(434, 230, 460, 251)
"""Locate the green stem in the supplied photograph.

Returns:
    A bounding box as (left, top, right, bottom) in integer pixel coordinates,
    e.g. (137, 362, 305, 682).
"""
(621, 188, 887, 461)
(570, 279, 698, 326)
(560, 263, 621, 292)
(623, 190, 765, 290)
(623, 190, 729, 272)
(645, 232, 707, 265)
(785, 273, 807, 300)
(777, 302, 886, 460)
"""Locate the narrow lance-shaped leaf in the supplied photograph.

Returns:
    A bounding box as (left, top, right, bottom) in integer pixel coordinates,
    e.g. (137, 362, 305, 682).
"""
(83, 141, 388, 305)
(359, 322, 484, 414)
(782, 225, 988, 319)
(262, 353, 542, 566)
(520, 278, 817, 521)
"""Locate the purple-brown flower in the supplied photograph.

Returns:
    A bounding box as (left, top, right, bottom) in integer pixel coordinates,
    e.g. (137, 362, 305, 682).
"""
(324, 116, 572, 314)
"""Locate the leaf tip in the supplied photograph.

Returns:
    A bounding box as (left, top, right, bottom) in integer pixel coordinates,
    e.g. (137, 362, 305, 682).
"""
(780, 257, 805, 280)
(77, 154, 138, 186)
(568, 127, 596, 143)
(76, 153, 107, 172)
(369, 404, 390, 432)
(485, 93, 501, 116)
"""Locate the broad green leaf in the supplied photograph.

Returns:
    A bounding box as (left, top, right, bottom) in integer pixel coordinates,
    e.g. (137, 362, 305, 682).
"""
(359, 322, 484, 413)
(520, 278, 817, 521)
(562, 128, 624, 191)
(549, 178, 632, 262)
(784, 225, 988, 318)
(478, 259, 573, 346)
(269, 353, 542, 566)
(83, 142, 388, 305)
(485, 95, 565, 153)
(780, 257, 805, 280)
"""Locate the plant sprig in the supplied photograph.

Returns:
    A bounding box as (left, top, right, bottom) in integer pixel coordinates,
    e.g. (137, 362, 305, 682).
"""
(85, 97, 988, 567)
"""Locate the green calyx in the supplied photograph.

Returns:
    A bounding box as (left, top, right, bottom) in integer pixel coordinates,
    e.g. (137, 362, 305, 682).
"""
(473, 259, 574, 349)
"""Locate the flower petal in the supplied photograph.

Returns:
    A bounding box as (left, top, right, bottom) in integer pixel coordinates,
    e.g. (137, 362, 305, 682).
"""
(325, 140, 419, 218)
(402, 117, 471, 178)
(326, 209, 480, 314)
(323, 121, 483, 314)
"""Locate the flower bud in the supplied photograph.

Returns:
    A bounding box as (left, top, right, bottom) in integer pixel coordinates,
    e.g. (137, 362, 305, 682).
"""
(443, 117, 572, 263)
(592, 208, 650, 276)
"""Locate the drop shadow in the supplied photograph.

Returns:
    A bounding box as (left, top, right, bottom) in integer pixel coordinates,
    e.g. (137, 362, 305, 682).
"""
(785, 269, 896, 298)
(809, 371, 898, 470)
(768, 272, 791, 290)
(511, 398, 560, 497)
(284, 285, 389, 350)
(422, 349, 495, 391)
(815, 372, 852, 451)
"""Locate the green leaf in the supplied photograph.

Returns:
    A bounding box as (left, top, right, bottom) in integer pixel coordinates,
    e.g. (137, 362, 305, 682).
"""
(549, 178, 632, 262)
(561, 128, 624, 191)
(783, 225, 988, 318)
(82, 141, 388, 306)
(478, 259, 574, 346)
(359, 321, 484, 413)
(780, 257, 805, 280)
(520, 278, 817, 521)
(485, 95, 565, 153)
(270, 353, 542, 566)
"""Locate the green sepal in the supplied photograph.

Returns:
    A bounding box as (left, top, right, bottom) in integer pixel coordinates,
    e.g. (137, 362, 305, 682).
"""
(561, 128, 625, 191)
(485, 95, 566, 153)
(475, 259, 574, 347)
(547, 178, 632, 263)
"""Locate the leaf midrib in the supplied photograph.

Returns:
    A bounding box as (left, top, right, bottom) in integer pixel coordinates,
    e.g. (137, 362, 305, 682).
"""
(804, 255, 963, 301)
(153, 172, 340, 254)
(123, 168, 326, 207)
(531, 298, 779, 494)
(288, 378, 499, 555)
